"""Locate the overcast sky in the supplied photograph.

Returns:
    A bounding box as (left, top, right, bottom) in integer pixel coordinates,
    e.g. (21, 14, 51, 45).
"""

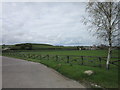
(2, 2, 99, 46)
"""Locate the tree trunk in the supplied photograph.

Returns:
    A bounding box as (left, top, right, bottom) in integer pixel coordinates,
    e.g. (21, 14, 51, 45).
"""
(106, 2, 112, 70)
(106, 46, 111, 70)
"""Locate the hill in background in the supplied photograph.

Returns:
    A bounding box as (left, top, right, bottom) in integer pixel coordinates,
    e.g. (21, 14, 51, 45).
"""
(1, 43, 78, 50)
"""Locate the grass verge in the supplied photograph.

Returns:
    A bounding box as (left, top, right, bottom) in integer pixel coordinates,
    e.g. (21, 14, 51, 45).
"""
(2, 55, 119, 89)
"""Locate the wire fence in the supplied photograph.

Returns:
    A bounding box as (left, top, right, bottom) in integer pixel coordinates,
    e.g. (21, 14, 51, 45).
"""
(2, 51, 120, 70)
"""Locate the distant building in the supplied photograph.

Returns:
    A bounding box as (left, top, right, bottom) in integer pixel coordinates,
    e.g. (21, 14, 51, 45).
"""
(90, 45, 97, 50)
(84, 45, 97, 50)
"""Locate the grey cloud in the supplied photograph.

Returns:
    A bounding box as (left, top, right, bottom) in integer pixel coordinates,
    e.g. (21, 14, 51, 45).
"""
(2, 2, 97, 46)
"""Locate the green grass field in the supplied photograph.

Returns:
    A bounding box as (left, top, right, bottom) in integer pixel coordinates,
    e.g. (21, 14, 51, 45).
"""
(2, 49, 119, 89)
(18, 49, 119, 57)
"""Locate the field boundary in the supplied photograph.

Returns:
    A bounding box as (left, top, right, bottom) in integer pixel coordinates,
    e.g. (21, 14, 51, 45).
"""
(2, 51, 120, 70)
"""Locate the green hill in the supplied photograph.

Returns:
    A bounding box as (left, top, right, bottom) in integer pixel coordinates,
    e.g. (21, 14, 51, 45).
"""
(2, 43, 77, 50)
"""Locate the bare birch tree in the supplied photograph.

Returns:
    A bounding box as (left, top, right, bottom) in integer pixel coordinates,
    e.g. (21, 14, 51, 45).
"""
(84, 1, 120, 69)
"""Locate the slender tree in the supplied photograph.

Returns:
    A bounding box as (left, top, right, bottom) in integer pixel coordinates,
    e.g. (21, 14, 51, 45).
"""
(84, 1, 119, 69)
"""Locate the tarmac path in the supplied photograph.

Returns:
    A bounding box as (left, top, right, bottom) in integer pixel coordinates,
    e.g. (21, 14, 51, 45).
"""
(2, 56, 86, 88)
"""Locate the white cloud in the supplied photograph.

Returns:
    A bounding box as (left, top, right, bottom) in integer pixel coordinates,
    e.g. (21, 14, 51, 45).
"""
(2, 2, 97, 46)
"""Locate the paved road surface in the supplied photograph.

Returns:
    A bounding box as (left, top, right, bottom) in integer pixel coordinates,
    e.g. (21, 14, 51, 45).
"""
(2, 56, 86, 88)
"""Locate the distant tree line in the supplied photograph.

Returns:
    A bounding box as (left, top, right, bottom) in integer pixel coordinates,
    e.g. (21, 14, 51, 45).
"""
(2, 43, 119, 51)
(11, 43, 32, 50)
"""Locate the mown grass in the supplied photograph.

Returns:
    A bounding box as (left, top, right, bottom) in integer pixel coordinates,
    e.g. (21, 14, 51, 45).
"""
(19, 50, 119, 57)
(2, 50, 119, 89)
(30, 58, 118, 88)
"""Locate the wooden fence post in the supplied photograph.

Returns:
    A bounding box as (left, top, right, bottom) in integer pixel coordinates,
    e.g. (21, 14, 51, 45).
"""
(47, 55, 49, 60)
(67, 56, 70, 63)
(56, 55, 58, 61)
(99, 57, 102, 67)
(81, 56, 84, 65)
